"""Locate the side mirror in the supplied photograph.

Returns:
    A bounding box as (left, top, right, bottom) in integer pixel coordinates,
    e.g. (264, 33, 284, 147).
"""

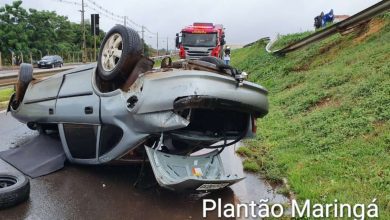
(221, 34, 226, 45)
(175, 33, 180, 49)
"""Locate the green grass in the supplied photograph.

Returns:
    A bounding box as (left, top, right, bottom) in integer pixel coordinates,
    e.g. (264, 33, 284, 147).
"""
(243, 159, 260, 172)
(232, 16, 390, 218)
(153, 55, 180, 68)
(0, 88, 13, 110)
(0, 88, 13, 102)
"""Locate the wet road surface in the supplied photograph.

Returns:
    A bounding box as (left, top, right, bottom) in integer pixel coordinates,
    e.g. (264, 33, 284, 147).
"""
(0, 113, 287, 219)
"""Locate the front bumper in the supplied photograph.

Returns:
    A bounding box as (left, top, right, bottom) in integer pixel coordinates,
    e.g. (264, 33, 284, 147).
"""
(37, 63, 54, 68)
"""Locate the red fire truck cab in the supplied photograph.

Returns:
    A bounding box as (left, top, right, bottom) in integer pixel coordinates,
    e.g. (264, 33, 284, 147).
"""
(175, 22, 225, 60)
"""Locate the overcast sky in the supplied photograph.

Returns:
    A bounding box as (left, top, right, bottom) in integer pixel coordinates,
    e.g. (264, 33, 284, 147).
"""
(2, 0, 381, 49)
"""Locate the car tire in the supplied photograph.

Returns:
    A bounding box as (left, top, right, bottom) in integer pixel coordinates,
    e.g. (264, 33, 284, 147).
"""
(199, 56, 225, 66)
(0, 173, 30, 209)
(97, 24, 142, 81)
(13, 63, 33, 108)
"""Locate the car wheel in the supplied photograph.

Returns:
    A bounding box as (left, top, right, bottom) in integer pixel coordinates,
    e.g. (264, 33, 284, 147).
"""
(97, 24, 142, 81)
(60, 63, 63, 68)
(13, 64, 33, 109)
(0, 173, 30, 209)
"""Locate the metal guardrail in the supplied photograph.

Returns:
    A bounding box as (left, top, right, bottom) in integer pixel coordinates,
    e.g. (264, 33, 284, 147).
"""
(0, 67, 75, 87)
(267, 0, 390, 55)
(150, 52, 179, 61)
(243, 37, 270, 48)
(150, 55, 171, 61)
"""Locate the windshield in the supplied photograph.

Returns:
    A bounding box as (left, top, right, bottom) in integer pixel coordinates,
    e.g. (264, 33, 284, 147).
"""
(182, 33, 217, 47)
(42, 56, 54, 60)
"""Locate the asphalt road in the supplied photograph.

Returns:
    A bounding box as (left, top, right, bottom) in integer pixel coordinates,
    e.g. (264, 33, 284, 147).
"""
(0, 113, 287, 220)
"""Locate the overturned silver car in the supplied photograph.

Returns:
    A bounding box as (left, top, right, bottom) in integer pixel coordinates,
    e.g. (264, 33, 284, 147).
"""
(8, 25, 268, 191)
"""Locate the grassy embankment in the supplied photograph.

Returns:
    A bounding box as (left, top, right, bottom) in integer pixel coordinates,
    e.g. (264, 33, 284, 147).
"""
(232, 15, 389, 218)
(0, 88, 12, 110)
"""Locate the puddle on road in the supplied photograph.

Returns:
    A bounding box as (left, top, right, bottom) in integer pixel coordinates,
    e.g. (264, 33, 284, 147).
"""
(0, 113, 288, 219)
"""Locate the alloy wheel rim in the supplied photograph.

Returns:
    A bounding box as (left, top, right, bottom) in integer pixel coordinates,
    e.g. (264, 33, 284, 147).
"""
(101, 33, 123, 71)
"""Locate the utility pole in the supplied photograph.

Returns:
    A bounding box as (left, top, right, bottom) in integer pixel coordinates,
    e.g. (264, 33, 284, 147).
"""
(156, 32, 159, 56)
(124, 16, 126, 26)
(91, 14, 99, 62)
(94, 35, 97, 61)
(141, 26, 145, 54)
(166, 36, 169, 55)
(81, 0, 87, 63)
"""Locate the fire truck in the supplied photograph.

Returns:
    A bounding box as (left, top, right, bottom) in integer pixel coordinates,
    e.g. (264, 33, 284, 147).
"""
(175, 22, 225, 60)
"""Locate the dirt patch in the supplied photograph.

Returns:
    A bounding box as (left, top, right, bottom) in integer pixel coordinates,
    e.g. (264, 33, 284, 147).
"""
(319, 40, 342, 54)
(307, 96, 340, 112)
(0, 101, 8, 111)
(354, 19, 386, 43)
(362, 120, 387, 141)
(372, 120, 386, 128)
(283, 82, 303, 91)
(292, 64, 310, 72)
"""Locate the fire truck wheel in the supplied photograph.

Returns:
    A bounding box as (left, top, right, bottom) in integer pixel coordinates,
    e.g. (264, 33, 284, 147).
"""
(98, 25, 142, 81)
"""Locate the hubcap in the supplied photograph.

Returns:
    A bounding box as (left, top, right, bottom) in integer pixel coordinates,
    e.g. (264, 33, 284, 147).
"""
(0, 177, 17, 188)
(101, 33, 123, 71)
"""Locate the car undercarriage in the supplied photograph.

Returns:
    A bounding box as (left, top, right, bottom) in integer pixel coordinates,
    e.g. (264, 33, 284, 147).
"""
(7, 25, 269, 191)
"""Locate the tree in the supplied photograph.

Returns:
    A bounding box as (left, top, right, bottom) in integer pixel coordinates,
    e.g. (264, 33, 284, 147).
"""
(0, 0, 105, 65)
(0, 0, 29, 63)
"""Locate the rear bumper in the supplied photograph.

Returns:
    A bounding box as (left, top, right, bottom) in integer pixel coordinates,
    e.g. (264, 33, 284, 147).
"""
(174, 95, 268, 118)
(133, 69, 269, 116)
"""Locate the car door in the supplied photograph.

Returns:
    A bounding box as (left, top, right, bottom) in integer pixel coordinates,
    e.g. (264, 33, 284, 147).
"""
(56, 68, 102, 164)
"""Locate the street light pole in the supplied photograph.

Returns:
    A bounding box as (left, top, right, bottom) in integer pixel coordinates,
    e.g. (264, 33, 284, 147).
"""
(156, 32, 159, 56)
(141, 26, 145, 54)
(81, 0, 87, 63)
(166, 36, 168, 54)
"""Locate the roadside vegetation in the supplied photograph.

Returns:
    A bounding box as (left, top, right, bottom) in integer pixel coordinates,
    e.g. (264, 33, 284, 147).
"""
(232, 14, 389, 218)
(0, 88, 13, 110)
(153, 55, 180, 68)
(0, 1, 106, 65)
(0, 1, 156, 66)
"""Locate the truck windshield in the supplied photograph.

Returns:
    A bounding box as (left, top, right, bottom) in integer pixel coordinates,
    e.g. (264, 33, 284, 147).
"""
(182, 33, 217, 47)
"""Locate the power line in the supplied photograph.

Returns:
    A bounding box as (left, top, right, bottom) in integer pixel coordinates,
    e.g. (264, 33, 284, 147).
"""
(85, 0, 155, 34)
(86, 0, 123, 20)
(54, 0, 160, 47)
(144, 27, 157, 35)
(55, 0, 82, 6)
(125, 17, 142, 28)
(85, 4, 122, 23)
